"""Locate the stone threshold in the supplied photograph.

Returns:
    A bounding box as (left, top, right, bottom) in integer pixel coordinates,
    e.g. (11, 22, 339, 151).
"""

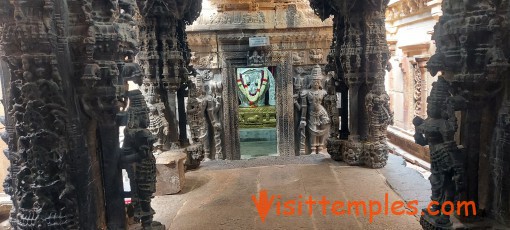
(387, 126, 430, 163)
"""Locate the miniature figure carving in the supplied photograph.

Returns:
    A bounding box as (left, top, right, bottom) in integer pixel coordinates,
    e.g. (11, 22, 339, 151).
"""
(147, 101, 170, 154)
(141, 81, 170, 154)
(366, 81, 393, 141)
(248, 50, 264, 65)
(324, 74, 339, 138)
(309, 49, 324, 63)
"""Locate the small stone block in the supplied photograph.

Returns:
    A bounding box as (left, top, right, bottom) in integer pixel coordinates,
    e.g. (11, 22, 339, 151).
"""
(155, 150, 187, 195)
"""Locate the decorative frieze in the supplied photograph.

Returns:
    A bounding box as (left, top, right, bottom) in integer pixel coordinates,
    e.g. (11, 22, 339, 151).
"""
(386, 0, 430, 22)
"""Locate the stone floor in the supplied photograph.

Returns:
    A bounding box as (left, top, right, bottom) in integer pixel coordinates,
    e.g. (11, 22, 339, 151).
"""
(240, 141, 278, 159)
(152, 154, 431, 230)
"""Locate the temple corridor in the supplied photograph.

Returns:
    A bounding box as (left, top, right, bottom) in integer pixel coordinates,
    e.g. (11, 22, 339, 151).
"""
(0, 0, 509, 229)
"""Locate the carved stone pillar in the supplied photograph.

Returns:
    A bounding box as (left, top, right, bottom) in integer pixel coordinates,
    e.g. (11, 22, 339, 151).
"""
(415, 57, 429, 119)
(489, 98, 510, 225)
(135, 1, 202, 153)
(310, 0, 392, 168)
(344, 80, 364, 165)
(276, 55, 295, 156)
(420, 0, 510, 228)
(0, 1, 81, 228)
(221, 65, 241, 160)
(0, 1, 177, 228)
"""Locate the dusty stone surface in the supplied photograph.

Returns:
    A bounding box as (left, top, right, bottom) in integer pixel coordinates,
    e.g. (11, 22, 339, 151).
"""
(155, 150, 187, 195)
(0, 122, 8, 193)
(199, 153, 337, 170)
(0, 193, 11, 228)
(153, 153, 426, 229)
(380, 154, 431, 211)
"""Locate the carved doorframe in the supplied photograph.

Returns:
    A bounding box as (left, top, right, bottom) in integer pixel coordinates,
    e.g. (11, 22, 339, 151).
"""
(221, 62, 241, 160)
(276, 55, 295, 156)
(220, 54, 295, 159)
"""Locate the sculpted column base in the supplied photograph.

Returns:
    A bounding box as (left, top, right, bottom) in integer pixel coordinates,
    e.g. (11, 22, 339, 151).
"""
(185, 144, 205, 170)
(330, 136, 389, 168)
(420, 212, 452, 230)
(342, 136, 364, 166)
(326, 138, 343, 161)
(363, 140, 389, 169)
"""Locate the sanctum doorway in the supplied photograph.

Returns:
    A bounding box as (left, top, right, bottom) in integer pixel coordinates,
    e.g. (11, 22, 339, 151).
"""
(236, 66, 278, 159)
(186, 0, 334, 159)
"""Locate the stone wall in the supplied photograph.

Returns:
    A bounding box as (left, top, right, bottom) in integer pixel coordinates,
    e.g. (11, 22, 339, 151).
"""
(186, 0, 333, 158)
(187, 0, 333, 68)
(384, 0, 442, 162)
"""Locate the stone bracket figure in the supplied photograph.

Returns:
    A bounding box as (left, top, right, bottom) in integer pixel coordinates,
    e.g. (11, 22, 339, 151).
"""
(413, 77, 466, 228)
(120, 90, 164, 230)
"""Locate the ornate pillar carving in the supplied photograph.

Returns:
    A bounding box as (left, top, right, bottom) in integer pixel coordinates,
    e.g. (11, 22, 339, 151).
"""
(310, 0, 392, 168)
(221, 65, 241, 160)
(276, 55, 296, 156)
(0, 1, 81, 228)
(0, 0, 179, 228)
(417, 0, 510, 228)
(135, 0, 202, 153)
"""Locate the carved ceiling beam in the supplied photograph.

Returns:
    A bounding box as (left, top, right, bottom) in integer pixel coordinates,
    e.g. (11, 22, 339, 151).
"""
(385, 0, 430, 22)
(399, 42, 431, 57)
(212, 0, 311, 11)
(190, 29, 332, 44)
